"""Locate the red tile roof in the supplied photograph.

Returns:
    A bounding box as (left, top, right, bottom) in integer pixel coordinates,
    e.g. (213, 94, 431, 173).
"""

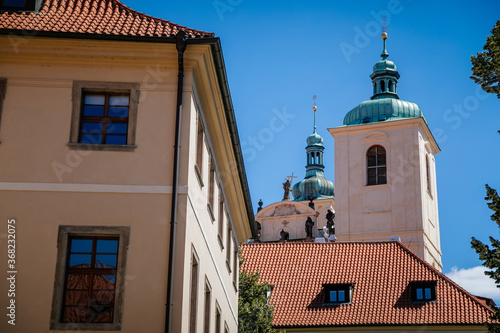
(0, 0, 214, 38)
(241, 241, 493, 328)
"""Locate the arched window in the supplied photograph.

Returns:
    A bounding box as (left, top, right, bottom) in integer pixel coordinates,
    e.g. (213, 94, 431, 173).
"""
(373, 83, 376, 95)
(388, 80, 393, 92)
(380, 80, 385, 92)
(366, 145, 387, 185)
(426, 155, 431, 193)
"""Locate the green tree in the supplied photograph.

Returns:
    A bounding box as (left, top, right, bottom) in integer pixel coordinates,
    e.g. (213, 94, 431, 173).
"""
(471, 185, 500, 331)
(470, 19, 500, 98)
(238, 256, 278, 333)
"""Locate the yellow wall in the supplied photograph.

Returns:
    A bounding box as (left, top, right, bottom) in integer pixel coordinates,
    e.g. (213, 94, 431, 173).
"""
(0, 36, 250, 333)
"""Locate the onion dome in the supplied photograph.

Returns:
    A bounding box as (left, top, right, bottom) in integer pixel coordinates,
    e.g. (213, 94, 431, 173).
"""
(343, 32, 425, 126)
(292, 104, 334, 201)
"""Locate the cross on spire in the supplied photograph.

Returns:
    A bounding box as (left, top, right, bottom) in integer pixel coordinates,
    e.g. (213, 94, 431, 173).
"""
(381, 11, 387, 33)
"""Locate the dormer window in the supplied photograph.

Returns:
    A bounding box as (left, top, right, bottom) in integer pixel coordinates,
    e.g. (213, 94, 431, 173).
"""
(1, 0, 36, 11)
(410, 281, 436, 302)
(323, 284, 353, 305)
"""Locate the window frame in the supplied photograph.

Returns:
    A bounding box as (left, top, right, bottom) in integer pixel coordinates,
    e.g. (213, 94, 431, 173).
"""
(203, 278, 212, 333)
(0, 78, 6, 142)
(207, 158, 216, 221)
(189, 249, 200, 333)
(323, 284, 354, 305)
(226, 225, 232, 273)
(215, 301, 221, 333)
(195, 115, 205, 187)
(50, 225, 130, 331)
(426, 154, 432, 196)
(69, 81, 139, 152)
(410, 281, 437, 303)
(217, 194, 224, 249)
(366, 145, 387, 186)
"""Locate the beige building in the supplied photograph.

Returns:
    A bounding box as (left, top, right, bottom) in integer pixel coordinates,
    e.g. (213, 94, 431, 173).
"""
(0, 1, 254, 332)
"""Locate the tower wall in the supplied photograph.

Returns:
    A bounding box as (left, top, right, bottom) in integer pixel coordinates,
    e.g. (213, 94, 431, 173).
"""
(329, 118, 442, 270)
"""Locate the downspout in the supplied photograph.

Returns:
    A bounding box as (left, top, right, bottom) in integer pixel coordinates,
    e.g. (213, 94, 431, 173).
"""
(166, 30, 187, 333)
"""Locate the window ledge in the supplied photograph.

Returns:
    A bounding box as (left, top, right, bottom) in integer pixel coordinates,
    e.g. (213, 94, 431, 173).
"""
(195, 165, 204, 188)
(233, 280, 238, 293)
(322, 302, 352, 306)
(427, 189, 433, 200)
(51, 322, 121, 331)
(217, 234, 224, 251)
(67, 143, 137, 152)
(207, 204, 215, 222)
(362, 183, 391, 189)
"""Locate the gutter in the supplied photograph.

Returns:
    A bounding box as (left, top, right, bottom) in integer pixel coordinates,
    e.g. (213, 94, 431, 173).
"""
(165, 30, 188, 333)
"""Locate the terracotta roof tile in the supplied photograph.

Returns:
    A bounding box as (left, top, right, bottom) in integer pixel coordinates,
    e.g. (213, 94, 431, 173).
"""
(240, 241, 493, 328)
(0, 0, 213, 38)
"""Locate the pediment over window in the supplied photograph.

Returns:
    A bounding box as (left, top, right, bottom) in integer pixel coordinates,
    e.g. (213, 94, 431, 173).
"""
(255, 201, 317, 220)
(363, 131, 388, 142)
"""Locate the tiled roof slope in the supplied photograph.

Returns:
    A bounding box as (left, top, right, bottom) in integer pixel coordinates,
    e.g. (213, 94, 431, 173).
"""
(241, 241, 493, 328)
(0, 0, 213, 38)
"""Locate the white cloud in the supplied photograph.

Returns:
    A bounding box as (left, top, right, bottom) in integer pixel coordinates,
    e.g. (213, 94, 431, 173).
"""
(445, 266, 500, 302)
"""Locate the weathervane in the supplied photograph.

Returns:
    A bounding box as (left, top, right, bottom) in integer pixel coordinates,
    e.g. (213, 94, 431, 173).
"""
(312, 95, 317, 131)
(381, 11, 387, 33)
(380, 11, 389, 59)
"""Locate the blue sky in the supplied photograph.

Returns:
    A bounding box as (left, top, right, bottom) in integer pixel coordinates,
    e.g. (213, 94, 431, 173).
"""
(122, 0, 500, 301)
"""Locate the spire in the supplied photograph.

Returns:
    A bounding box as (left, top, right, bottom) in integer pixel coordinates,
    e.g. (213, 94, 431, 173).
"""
(370, 30, 400, 100)
(381, 12, 389, 59)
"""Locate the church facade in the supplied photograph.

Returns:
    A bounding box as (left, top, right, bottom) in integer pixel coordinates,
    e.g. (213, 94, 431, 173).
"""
(255, 31, 442, 271)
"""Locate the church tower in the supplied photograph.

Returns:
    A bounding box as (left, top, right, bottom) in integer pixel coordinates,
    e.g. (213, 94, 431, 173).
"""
(254, 103, 335, 242)
(329, 32, 442, 270)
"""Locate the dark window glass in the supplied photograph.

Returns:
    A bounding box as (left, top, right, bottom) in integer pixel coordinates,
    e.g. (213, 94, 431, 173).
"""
(79, 92, 129, 145)
(324, 284, 353, 304)
(3, 0, 26, 7)
(411, 281, 436, 302)
(366, 145, 387, 185)
(62, 236, 119, 323)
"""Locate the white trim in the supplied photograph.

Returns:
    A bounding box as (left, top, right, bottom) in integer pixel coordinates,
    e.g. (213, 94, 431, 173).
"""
(0, 182, 188, 194)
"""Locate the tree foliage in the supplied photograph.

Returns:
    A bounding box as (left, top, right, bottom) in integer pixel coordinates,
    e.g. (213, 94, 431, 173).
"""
(470, 19, 500, 98)
(238, 256, 278, 333)
(471, 185, 500, 331)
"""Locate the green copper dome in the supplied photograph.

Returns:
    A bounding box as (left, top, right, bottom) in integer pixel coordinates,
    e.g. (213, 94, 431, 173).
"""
(306, 130, 323, 146)
(343, 98, 424, 126)
(343, 32, 425, 126)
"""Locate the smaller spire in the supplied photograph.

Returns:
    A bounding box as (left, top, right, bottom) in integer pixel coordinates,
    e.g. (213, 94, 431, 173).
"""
(381, 32, 389, 59)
